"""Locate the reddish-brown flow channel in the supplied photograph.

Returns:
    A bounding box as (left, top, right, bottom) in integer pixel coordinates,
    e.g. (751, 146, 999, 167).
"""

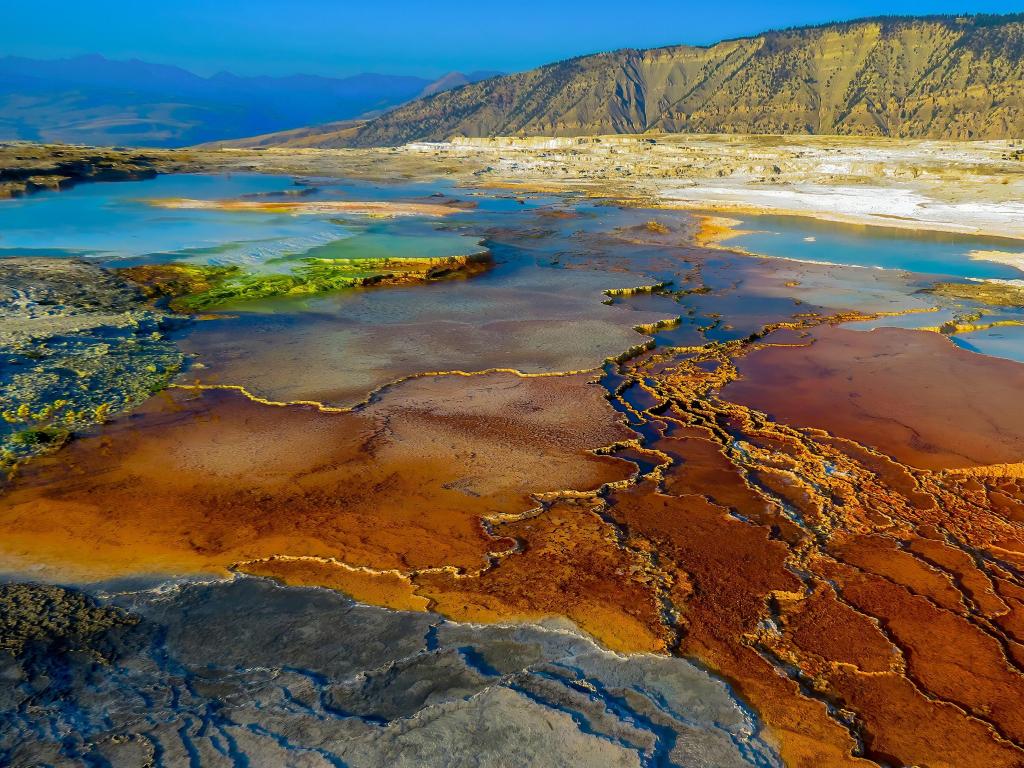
(3, 298, 1024, 767)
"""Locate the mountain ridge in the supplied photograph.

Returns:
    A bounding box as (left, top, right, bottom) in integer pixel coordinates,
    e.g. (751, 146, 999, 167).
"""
(292, 14, 1024, 147)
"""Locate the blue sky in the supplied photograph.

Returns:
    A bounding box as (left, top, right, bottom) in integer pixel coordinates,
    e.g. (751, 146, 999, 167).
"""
(7, 0, 1024, 77)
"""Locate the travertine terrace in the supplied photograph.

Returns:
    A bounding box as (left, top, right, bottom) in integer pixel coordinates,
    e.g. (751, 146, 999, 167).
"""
(4, 135, 1024, 767)
(405, 134, 1024, 238)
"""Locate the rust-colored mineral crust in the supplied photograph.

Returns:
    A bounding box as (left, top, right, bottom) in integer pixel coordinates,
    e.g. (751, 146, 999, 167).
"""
(415, 499, 671, 654)
(4, 303, 1024, 767)
(396, 320, 1024, 767)
(572, 324, 1024, 768)
(0, 372, 635, 580)
(725, 326, 1024, 469)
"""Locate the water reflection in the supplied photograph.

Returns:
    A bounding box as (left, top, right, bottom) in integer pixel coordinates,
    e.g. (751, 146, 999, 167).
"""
(727, 213, 1024, 280)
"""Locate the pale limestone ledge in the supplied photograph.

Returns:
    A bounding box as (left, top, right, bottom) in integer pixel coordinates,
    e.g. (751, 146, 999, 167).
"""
(400, 134, 1024, 239)
(969, 250, 1024, 271)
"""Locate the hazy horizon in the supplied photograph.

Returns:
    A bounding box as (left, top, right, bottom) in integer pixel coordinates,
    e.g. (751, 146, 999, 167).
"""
(0, 52, 500, 83)
(7, 1, 1024, 79)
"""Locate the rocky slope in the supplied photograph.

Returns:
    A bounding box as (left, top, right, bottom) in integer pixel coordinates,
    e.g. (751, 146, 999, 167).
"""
(1, 578, 778, 767)
(312, 14, 1024, 146)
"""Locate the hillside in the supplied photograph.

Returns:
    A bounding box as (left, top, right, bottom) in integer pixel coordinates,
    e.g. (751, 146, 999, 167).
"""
(0, 55, 499, 147)
(297, 14, 1024, 147)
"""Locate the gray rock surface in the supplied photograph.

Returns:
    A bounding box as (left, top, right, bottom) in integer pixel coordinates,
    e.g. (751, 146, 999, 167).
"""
(0, 257, 183, 473)
(0, 577, 781, 767)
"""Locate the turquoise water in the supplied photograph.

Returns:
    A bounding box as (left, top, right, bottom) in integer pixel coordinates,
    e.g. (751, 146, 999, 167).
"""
(723, 214, 1024, 364)
(728, 214, 1024, 280)
(0, 174, 481, 272)
(8, 174, 1024, 372)
(0, 172, 689, 404)
(845, 307, 1024, 364)
(953, 323, 1024, 363)
(0, 174, 331, 266)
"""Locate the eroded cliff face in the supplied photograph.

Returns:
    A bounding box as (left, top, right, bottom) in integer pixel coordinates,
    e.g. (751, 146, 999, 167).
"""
(325, 15, 1024, 146)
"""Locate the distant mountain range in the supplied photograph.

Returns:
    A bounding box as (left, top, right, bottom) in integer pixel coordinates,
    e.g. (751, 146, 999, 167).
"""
(266, 13, 1024, 147)
(0, 55, 500, 147)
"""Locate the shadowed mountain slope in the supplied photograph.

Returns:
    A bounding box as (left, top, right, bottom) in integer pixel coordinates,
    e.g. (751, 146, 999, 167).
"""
(307, 14, 1024, 147)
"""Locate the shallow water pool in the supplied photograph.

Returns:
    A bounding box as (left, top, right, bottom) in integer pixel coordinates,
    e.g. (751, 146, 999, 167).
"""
(726, 214, 1024, 280)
